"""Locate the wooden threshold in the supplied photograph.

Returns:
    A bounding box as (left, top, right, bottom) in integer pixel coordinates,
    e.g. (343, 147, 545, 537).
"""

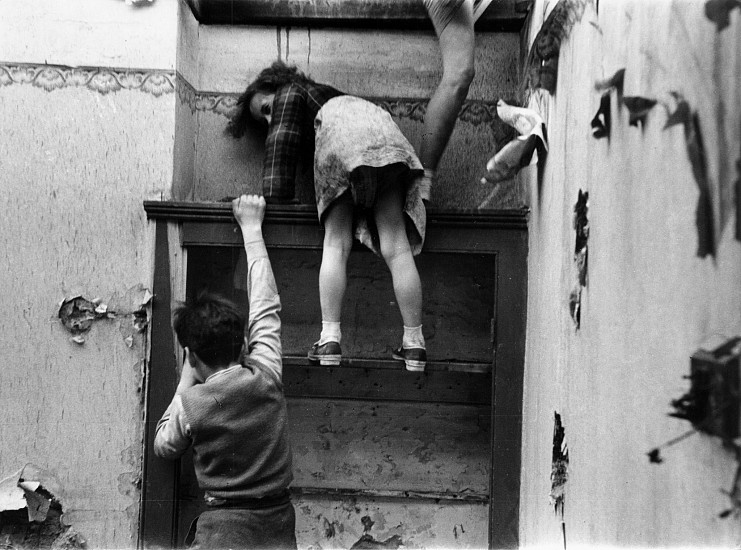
(291, 486, 489, 503)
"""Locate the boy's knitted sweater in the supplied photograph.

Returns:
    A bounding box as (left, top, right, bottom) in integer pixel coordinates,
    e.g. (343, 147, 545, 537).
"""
(179, 359, 293, 500)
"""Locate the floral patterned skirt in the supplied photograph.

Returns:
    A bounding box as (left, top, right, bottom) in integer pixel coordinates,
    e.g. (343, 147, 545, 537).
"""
(314, 95, 426, 255)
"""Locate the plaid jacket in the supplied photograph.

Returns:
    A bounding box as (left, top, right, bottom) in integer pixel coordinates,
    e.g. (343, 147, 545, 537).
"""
(263, 81, 344, 200)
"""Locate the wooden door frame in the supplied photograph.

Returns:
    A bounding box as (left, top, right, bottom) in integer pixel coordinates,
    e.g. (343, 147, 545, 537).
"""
(139, 202, 527, 549)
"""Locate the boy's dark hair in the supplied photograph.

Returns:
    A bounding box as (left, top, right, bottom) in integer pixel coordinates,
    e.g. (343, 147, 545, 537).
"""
(173, 292, 246, 367)
(227, 61, 315, 139)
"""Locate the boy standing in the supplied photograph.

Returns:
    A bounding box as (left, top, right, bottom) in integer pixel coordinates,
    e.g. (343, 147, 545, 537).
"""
(154, 194, 296, 549)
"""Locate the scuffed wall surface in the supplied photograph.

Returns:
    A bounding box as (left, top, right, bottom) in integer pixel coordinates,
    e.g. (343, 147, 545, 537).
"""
(289, 399, 490, 495)
(520, 0, 741, 547)
(294, 494, 488, 549)
(0, 2, 177, 547)
(0, 84, 175, 548)
(0, 0, 177, 69)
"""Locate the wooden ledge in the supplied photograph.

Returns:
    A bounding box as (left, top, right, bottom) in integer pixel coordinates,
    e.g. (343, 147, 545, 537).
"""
(291, 486, 489, 503)
(143, 200, 528, 229)
(184, 0, 528, 31)
(282, 357, 492, 405)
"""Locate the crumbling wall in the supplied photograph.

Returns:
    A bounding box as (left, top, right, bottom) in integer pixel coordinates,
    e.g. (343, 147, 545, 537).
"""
(0, 0, 177, 547)
(520, 0, 741, 547)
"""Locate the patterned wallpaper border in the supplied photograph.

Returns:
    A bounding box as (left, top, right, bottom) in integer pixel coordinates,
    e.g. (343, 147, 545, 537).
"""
(0, 62, 176, 96)
(176, 73, 501, 127)
(0, 62, 501, 127)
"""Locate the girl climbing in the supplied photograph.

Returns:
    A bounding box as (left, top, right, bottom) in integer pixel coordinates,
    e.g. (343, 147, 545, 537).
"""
(228, 62, 427, 372)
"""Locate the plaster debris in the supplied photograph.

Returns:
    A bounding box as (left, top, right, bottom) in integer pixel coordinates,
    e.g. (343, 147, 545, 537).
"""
(141, 289, 153, 305)
(133, 309, 149, 332)
(0, 465, 84, 549)
(0, 467, 54, 522)
(350, 534, 403, 549)
(361, 515, 375, 533)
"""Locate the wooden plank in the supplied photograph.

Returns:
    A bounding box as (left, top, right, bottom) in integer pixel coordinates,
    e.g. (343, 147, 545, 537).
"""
(288, 398, 491, 495)
(283, 364, 491, 405)
(488, 233, 527, 549)
(292, 486, 488, 503)
(140, 221, 180, 549)
(285, 356, 491, 373)
(185, 245, 498, 367)
(184, 0, 526, 30)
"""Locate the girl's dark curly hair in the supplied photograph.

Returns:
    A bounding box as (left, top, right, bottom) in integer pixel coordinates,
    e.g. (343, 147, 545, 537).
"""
(227, 61, 315, 139)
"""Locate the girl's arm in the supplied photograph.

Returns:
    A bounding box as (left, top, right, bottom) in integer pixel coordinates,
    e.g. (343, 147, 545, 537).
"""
(262, 83, 304, 201)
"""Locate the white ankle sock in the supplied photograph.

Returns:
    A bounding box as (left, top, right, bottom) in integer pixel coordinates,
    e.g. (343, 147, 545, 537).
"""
(319, 321, 341, 345)
(402, 325, 425, 349)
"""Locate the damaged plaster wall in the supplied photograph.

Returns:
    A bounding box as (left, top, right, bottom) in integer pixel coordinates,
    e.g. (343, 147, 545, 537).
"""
(0, 0, 177, 547)
(520, 0, 741, 547)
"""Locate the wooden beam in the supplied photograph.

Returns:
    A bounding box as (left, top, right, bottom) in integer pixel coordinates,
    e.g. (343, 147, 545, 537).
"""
(292, 486, 490, 503)
(139, 221, 180, 549)
(183, 0, 526, 31)
(283, 362, 492, 405)
(488, 231, 527, 549)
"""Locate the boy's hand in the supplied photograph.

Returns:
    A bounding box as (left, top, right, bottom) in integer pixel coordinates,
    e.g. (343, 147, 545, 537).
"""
(176, 348, 201, 394)
(232, 194, 266, 232)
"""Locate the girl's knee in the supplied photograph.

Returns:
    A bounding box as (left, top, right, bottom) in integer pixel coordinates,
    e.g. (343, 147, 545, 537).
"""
(379, 237, 412, 265)
(323, 230, 352, 258)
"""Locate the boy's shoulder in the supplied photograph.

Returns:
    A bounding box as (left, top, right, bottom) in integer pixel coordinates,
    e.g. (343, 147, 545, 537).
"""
(187, 360, 282, 398)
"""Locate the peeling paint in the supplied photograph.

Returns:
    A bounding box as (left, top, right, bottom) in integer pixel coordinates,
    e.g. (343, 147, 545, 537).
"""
(570, 190, 589, 329)
(550, 412, 569, 516)
(0, 466, 86, 549)
(58, 296, 111, 339)
(58, 286, 150, 346)
(349, 534, 403, 549)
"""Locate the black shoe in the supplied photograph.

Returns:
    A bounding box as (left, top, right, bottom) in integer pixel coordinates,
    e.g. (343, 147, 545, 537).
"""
(308, 341, 342, 366)
(392, 346, 427, 372)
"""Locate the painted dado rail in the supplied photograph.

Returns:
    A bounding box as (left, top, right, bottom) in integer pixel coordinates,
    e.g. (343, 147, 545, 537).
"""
(184, 0, 529, 30)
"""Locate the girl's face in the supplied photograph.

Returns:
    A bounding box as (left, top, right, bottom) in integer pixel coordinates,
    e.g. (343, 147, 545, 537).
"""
(249, 92, 275, 125)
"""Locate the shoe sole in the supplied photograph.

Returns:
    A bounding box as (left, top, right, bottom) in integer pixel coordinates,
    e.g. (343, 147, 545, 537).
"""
(308, 354, 341, 366)
(392, 352, 426, 372)
(404, 360, 426, 372)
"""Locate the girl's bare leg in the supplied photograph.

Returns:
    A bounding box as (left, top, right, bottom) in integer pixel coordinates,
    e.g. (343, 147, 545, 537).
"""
(318, 194, 354, 325)
(374, 184, 423, 329)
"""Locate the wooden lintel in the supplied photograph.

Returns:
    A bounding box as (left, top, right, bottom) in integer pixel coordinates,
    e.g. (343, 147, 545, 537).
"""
(184, 0, 526, 31)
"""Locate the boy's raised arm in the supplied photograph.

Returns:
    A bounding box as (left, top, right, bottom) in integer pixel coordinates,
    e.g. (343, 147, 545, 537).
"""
(232, 194, 283, 378)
